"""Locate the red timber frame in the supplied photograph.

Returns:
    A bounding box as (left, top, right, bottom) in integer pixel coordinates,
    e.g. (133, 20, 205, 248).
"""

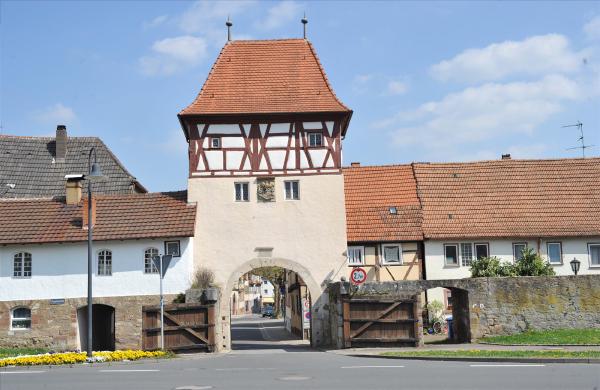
(180, 113, 352, 178)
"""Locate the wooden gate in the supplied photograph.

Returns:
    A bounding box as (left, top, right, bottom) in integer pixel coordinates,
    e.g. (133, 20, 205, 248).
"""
(342, 296, 420, 348)
(142, 303, 215, 352)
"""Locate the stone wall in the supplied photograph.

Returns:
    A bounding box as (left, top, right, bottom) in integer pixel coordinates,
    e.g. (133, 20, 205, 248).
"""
(328, 275, 600, 346)
(0, 295, 176, 351)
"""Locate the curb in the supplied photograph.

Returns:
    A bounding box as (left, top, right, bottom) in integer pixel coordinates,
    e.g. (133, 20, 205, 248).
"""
(348, 354, 600, 364)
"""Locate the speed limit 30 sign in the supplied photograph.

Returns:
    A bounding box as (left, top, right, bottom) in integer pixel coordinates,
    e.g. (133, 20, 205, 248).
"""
(350, 267, 367, 285)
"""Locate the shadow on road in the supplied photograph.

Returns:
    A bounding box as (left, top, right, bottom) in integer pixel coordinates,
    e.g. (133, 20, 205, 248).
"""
(231, 315, 313, 352)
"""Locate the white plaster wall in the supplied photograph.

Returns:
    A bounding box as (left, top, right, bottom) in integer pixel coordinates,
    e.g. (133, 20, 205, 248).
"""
(425, 238, 600, 282)
(0, 238, 193, 301)
(425, 237, 600, 309)
(188, 174, 348, 288)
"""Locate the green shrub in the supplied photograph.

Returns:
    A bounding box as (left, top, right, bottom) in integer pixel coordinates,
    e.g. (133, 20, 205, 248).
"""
(514, 248, 555, 276)
(470, 249, 555, 278)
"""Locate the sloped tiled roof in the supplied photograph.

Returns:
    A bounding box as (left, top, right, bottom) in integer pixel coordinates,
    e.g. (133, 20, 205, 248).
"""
(179, 39, 350, 116)
(343, 164, 423, 242)
(0, 135, 146, 198)
(413, 158, 600, 239)
(0, 191, 195, 244)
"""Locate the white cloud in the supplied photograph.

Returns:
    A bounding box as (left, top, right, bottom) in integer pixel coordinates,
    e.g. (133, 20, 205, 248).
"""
(32, 103, 77, 125)
(179, 0, 256, 44)
(256, 1, 302, 31)
(143, 15, 168, 30)
(381, 75, 581, 159)
(140, 35, 207, 76)
(431, 34, 584, 83)
(351, 74, 373, 94)
(584, 16, 600, 40)
(387, 80, 408, 95)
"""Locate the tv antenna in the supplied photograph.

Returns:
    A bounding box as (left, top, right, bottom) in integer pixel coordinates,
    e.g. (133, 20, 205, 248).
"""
(563, 121, 594, 158)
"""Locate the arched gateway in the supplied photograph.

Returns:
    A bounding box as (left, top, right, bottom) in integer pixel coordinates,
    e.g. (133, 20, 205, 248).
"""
(178, 39, 353, 351)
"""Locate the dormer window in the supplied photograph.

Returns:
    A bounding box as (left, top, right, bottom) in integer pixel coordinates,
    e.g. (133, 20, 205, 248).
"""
(308, 132, 322, 147)
(210, 137, 221, 149)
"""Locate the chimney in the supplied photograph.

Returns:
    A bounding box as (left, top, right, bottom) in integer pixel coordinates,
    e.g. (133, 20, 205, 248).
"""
(56, 125, 67, 163)
(65, 179, 82, 205)
(350, 162, 361, 167)
(82, 196, 97, 230)
(501, 154, 511, 160)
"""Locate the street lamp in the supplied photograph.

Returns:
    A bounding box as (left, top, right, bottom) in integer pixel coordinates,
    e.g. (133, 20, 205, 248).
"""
(570, 258, 581, 276)
(85, 148, 104, 359)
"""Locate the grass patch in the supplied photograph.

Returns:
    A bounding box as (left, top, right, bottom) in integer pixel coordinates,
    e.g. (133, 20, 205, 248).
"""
(0, 348, 49, 358)
(382, 350, 600, 359)
(481, 329, 600, 345)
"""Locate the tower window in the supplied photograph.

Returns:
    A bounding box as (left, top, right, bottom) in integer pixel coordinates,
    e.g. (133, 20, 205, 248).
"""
(235, 182, 249, 201)
(308, 132, 322, 147)
(210, 137, 221, 149)
(284, 181, 300, 200)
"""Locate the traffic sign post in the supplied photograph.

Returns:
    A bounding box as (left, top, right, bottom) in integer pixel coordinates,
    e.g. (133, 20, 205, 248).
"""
(350, 267, 367, 285)
(152, 254, 173, 350)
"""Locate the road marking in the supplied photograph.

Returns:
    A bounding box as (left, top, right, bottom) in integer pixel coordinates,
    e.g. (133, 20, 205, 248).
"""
(214, 367, 250, 371)
(469, 364, 546, 367)
(0, 371, 46, 374)
(99, 369, 160, 372)
(340, 365, 405, 369)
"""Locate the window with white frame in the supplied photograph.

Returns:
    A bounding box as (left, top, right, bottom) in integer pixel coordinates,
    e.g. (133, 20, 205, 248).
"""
(210, 137, 221, 149)
(98, 250, 112, 276)
(347, 246, 364, 266)
(444, 244, 459, 266)
(165, 240, 181, 257)
(144, 248, 159, 274)
(475, 243, 489, 260)
(235, 182, 249, 202)
(308, 132, 323, 147)
(589, 244, 600, 267)
(460, 243, 473, 266)
(513, 243, 527, 261)
(11, 307, 31, 330)
(284, 180, 299, 200)
(547, 242, 562, 265)
(382, 244, 402, 265)
(13, 252, 32, 278)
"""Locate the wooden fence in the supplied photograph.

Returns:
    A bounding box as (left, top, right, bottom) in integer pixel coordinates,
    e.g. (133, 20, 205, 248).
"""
(342, 296, 420, 348)
(142, 303, 215, 352)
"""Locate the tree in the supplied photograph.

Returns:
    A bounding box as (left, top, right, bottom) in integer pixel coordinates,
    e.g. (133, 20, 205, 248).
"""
(514, 248, 555, 276)
(251, 267, 286, 318)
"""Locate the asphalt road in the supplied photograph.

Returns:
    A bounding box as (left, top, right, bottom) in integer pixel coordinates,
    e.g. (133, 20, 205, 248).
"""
(1, 315, 599, 390)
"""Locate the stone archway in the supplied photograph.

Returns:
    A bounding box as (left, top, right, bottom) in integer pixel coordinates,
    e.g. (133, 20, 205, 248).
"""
(219, 257, 328, 351)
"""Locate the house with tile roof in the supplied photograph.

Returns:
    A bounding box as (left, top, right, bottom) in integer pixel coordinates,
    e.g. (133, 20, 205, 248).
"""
(342, 163, 424, 282)
(0, 187, 196, 350)
(0, 125, 146, 198)
(413, 157, 600, 311)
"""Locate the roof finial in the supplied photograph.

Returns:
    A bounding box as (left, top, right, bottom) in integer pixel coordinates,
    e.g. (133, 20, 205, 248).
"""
(301, 13, 308, 39)
(226, 16, 233, 41)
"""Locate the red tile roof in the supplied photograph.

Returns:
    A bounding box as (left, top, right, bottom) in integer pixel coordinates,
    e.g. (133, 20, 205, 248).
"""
(0, 191, 195, 245)
(413, 158, 600, 239)
(343, 164, 423, 242)
(179, 39, 350, 116)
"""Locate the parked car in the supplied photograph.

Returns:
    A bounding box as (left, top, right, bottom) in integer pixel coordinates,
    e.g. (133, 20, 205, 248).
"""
(262, 305, 274, 318)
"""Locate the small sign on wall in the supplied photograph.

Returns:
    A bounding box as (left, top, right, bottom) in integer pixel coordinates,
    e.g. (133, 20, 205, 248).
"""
(50, 299, 65, 305)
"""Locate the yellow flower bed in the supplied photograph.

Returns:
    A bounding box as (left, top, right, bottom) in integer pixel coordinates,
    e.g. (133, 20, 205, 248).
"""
(0, 350, 166, 367)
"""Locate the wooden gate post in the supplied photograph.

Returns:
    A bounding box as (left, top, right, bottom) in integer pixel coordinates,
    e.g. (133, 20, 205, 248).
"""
(342, 299, 351, 348)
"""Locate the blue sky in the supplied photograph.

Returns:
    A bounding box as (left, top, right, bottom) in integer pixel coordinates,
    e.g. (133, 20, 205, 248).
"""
(1, 1, 599, 192)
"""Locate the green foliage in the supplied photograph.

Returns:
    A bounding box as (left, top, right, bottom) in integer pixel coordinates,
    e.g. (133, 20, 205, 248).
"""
(426, 300, 445, 323)
(470, 249, 555, 278)
(381, 350, 600, 359)
(514, 248, 555, 276)
(172, 293, 186, 303)
(0, 348, 49, 358)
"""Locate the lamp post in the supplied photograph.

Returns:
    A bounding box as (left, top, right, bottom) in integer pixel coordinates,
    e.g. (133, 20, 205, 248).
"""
(85, 148, 103, 359)
(570, 257, 581, 276)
